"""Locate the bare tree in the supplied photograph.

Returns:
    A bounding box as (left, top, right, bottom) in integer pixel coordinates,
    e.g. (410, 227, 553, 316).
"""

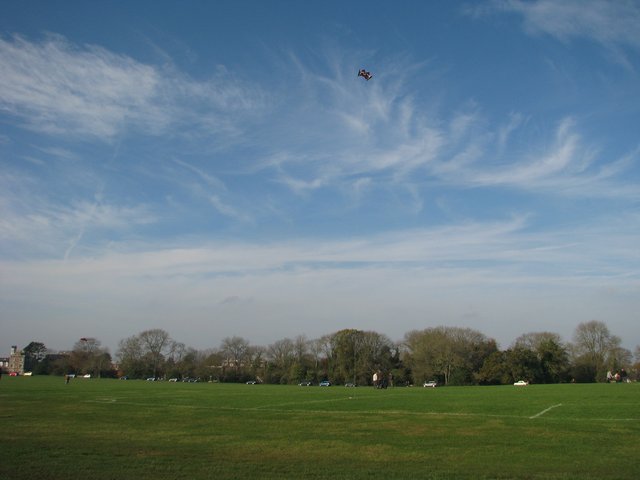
(267, 338, 297, 382)
(138, 329, 175, 378)
(571, 321, 621, 381)
(268, 338, 295, 369)
(117, 335, 143, 376)
(247, 345, 266, 381)
(116, 329, 177, 378)
(293, 335, 309, 364)
(513, 332, 563, 351)
(220, 336, 250, 375)
(308, 337, 326, 379)
(70, 337, 111, 377)
(404, 326, 495, 385)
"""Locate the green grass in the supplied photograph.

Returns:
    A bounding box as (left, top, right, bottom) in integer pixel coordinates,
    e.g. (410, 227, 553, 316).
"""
(1, 376, 639, 479)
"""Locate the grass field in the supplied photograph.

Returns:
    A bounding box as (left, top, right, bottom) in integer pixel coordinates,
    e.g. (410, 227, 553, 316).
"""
(1, 376, 638, 479)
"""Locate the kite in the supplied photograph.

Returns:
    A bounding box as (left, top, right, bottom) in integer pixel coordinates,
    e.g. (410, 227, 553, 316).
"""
(358, 69, 373, 81)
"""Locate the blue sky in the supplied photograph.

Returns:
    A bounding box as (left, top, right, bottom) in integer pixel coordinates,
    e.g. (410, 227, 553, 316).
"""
(1, 0, 639, 355)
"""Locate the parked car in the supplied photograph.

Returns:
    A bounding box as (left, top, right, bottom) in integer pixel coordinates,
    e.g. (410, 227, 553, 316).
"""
(344, 382, 356, 387)
(514, 380, 529, 386)
(423, 380, 438, 388)
(298, 381, 312, 386)
(246, 380, 257, 385)
(319, 380, 331, 387)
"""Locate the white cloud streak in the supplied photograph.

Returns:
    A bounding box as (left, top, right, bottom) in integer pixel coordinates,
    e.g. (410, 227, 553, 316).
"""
(0, 34, 161, 137)
(0, 34, 265, 141)
(2, 33, 635, 209)
(469, 0, 640, 68)
(0, 169, 156, 259)
(2, 214, 639, 350)
(262, 54, 638, 201)
(2, 213, 637, 282)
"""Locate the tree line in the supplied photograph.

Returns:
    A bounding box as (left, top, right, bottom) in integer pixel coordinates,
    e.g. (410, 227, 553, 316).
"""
(15, 320, 640, 385)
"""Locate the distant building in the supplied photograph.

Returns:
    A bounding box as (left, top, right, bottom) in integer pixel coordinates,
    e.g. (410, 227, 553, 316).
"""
(8, 346, 25, 375)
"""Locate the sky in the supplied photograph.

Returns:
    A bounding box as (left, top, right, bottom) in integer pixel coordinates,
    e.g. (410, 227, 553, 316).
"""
(1, 0, 639, 356)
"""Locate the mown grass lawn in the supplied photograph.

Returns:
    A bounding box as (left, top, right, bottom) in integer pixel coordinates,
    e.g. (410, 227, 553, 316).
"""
(1, 376, 638, 479)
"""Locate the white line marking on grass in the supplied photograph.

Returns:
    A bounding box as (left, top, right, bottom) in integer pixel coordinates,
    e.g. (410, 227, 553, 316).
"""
(81, 399, 640, 422)
(87, 397, 118, 403)
(254, 396, 363, 410)
(529, 403, 562, 419)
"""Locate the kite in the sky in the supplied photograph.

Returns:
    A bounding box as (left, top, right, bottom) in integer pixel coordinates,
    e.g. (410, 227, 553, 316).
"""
(358, 69, 373, 81)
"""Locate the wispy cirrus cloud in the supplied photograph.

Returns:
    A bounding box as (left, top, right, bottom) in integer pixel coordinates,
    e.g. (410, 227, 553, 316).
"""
(167, 158, 255, 223)
(261, 51, 638, 202)
(0, 169, 155, 259)
(2, 212, 639, 337)
(0, 34, 161, 138)
(2, 210, 639, 350)
(0, 34, 266, 141)
(466, 0, 640, 68)
(173, 158, 226, 191)
(274, 51, 638, 200)
(254, 52, 445, 194)
(431, 116, 640, 199)
(2, 212, 637, 281)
